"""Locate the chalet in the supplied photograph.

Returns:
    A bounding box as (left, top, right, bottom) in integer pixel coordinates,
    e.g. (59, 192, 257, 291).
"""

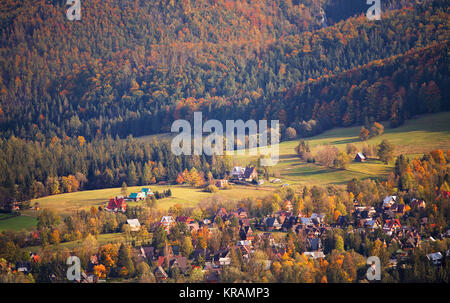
(244, 166, 258, 182)
(311, 213, 325, 224)
(215, 207, 228, 219)
(382, 196, 398, 209)
(265, 217, 282, 230)
(307, 238, 322, 251)
(170, 256, 189, 274)
(176, 216, 194, 224)
(391, 203, 406, 215)
(213, 249, 231, 267)
(335, 215, 349, 227)
(257, 233, 275, 246)
(354, 152, 367, 162)
(239, 226, 254, 241)
(139, 246, 155, 261)
(106, 197, 127, 212)
(410, 199, 426, 209)
(300, 217, 313, 227)
(355, 206, 376, 218)
(126, 219, 141, 232)
(129, 192, 145, 201)
(364, 218, 381, 230)
(187, 221, 200, 233)
(237, 207, 248, 219)
(282, 216, 298, 231)
(215, 179, 229, 188)
(383, 219, 401, 235)
(231, 166, 245, 179)
(161, 216, 175, 232)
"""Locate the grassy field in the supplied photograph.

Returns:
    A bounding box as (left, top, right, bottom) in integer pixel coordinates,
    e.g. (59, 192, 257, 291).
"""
(26, 184, 274, 217)
(22, 232, 126, 253)
(229, 112, 450, 186)
(0, 215, 37, 232)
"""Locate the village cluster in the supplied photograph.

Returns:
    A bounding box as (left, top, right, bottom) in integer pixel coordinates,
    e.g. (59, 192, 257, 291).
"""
(73, 191, 449, 283)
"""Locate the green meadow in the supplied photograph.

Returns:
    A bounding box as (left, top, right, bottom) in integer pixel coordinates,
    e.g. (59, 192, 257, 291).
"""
(229, 112, 450, 186)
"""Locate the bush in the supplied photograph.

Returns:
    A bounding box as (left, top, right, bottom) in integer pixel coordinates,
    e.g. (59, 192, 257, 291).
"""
(203, 185, 219, 193)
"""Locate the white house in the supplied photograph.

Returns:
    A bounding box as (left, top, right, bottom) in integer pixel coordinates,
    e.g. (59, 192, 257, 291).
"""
(126, 219, 141, 232)
(382, 196, 397, 209)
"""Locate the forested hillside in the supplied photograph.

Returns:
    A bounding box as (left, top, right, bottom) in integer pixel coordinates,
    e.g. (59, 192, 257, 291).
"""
(0, 0, 448, 140)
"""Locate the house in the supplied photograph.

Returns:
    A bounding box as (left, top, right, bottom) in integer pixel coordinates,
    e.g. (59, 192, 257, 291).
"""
(383, 219, 401, 234)
(106, 197, 127, 212)
(244, 167, 258, 182)
(215, 207, 228, 219)
(392, 203, 406, 215)
(126, 219, 141, 232)
(129, 192, 145, 201)
(364, 219, 381, 230)
(311, 213, 325, 224)
(410, 199, 426, 209)
(307, 238, 322, 251)
(161, 216, 175, 232)
(170, 256, 189, 274)
(300, 217, 313, 226)
(215, 179, 229, 188)
(154, 266, 168, 281)
(335, 215, 349, 227)
(231, 166, 245, 179)
(354, 152, 367, 162)
(303, 251, 325, 260)
(382, 196, 398, 209)
(176, 215, 194, 224)
(426, 252, 443, 266)
(265, 217, 282, 230)
(139, 246, 155, 261)
(141, 188, 153, 197)
(239, 226, 254, 241)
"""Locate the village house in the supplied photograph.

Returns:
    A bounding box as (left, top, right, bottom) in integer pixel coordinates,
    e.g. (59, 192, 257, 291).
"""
(382, 196, 398, 209)
(244, 166, 258, 182)
(264, 217, 282, 231)
(410, 198, 426, 209)
(141, 187, 153, 197)
(303, 251, 325, 260)
(106, 197, 127, 212)
(239, 225, 254, 241)
(126, 219, 141, 232)
(354, 152, 367, 162)
(383, 219, 402, 235)
(161, 216, 175, 232)
(128, 192, 145, 201)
